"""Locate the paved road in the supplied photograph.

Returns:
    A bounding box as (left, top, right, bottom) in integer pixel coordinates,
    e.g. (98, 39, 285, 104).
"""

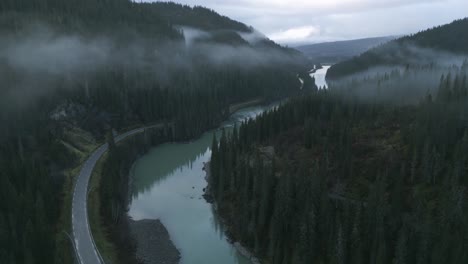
(72, 128, 146, 264)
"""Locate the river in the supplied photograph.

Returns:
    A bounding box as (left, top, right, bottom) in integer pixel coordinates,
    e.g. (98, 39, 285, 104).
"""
(128, 103, 280, 264)
(310, 65, 331, 89)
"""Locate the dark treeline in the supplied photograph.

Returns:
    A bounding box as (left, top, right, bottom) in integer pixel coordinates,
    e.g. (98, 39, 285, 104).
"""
(58, 64, 300, 140)
(210, 63, 468, 263)
(327, 18, 468, 80)
(0, 0, 179, 38)
(0, 0, 248, 33)
(140, 1, 250, 32)
(0, 0, 309, 263)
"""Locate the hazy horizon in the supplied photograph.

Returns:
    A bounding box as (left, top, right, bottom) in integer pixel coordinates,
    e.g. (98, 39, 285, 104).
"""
(144, 0, 468, 45)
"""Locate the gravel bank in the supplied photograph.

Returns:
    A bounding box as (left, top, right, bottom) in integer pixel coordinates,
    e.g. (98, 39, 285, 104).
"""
(129, 219, 180, 264)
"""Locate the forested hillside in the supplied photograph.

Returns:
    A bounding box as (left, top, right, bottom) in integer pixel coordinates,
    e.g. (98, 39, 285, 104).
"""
(210, 60, 468, 263)
(327, 18, 468, 79)
(0, 1, 309, 263)
(296, 36, 395, 63)
(141, 2, 250, 32)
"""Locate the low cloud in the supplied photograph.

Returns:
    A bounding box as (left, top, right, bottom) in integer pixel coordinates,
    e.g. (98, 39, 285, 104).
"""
(178, 26, 210, 46)
(269, 26, 320, 44)
(238, 30, 266, 44)
(3, 34, 111, 76)
(328, 45, 468, 104)
(146, 0, 468, 44)
(0, 23, 302, 108)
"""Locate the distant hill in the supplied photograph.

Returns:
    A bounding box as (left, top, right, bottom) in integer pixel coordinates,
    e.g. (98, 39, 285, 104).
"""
(296, 36, 395, 63)
(145, 2, 299, 53)
(327, 18, 468, 79)
(142, 2, 251, 32)
(0, 1, 297, 53)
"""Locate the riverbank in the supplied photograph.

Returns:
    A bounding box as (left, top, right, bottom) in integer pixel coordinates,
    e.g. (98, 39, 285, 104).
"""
(127, 157, 181, 264)
(308, 64, 323, 74)
(229, 98, 264, 114)
(89, 126, 177, 264)
(128, 101, 290, 264)
(129, 219, 181, 264)
(202, 161, 213, 203)
(107, 98, 284, 264)
(204, 162, 261, 264)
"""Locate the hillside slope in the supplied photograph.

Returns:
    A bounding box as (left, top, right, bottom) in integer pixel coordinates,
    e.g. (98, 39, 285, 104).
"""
(296, 36, 395, 63)
(327, 18, 468, 79)
(210, 60, 468, 263)
(0, 1, 310, 264)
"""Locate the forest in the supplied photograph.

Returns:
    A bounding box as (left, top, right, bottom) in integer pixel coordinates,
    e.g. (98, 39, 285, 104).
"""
(296, 36, 395, 64)
(98, 126, 174, 264)
(327, 18, 468, 80)
(0, 1, 309, 263)
(210, 60, 468, 263)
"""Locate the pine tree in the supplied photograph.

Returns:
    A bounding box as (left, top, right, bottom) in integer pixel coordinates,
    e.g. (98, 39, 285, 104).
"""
(107, 129, 116, 151)
(454, 75, 461, 98)
(304, 118, 313, 149)
(393, 227, 408, 264)
(461, 74, 467, 98)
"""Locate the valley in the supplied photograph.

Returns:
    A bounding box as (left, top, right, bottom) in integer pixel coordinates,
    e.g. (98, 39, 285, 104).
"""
(0, 1, 467, 264)
(129, 104, 280, 264)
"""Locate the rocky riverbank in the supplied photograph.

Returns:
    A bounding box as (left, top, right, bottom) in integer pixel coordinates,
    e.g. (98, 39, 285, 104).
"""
(129, 219, 181, 264)
(128, 164, 180, 264)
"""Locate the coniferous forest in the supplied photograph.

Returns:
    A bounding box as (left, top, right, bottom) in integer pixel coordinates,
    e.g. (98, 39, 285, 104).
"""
(210, 59, 468, 263)
(327, 18, 468, 80)
(1, 0, 468, 264)
(0, 1, 309, 263)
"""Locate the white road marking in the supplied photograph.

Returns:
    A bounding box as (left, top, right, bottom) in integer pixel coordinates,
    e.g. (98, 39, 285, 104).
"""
(71, 126, 162, 264)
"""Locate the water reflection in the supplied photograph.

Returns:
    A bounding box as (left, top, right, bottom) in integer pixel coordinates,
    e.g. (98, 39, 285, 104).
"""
(129, 102, 281, 264)
(132, 104, 281, 196)
(131, 137, 213, 196)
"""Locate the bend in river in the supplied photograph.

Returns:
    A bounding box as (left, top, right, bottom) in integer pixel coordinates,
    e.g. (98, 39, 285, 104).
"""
(129, 103, 280, 264)
(310, 65, 331, 89)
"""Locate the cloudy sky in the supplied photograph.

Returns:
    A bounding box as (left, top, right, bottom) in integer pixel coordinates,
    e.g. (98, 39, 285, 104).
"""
(148, 0, 467, 45)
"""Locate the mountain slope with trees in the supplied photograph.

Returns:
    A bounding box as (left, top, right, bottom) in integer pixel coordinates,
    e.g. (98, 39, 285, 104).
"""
(0, 1, 311, 263)
(210, 56, 468, 263)
(296, 36, 395, 63)
(327, 18, 468, 79)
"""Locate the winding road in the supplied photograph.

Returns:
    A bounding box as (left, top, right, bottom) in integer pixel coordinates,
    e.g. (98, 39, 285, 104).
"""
(72, 128, 147, 264)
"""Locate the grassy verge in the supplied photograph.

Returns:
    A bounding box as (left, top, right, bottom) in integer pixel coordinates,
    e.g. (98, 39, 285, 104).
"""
(55, 125, 143, 264)
(88, 126, 148, 264)
(54, 127, 99, 264)
(89, 152, 120, 264)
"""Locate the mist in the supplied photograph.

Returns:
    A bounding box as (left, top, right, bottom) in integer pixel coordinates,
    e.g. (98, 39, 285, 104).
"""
(2, 31, 110, 76)
(330, 64, 467, 105)
(327, 44, 468, 105)
(0, 22, 302, 108)
(377, 42, 468, 67)
(238, 30, 266, 44)
(178, 26, 210, 46)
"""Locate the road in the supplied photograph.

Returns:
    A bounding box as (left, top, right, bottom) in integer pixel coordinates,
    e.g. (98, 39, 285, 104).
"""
(72, 128, 146, 264)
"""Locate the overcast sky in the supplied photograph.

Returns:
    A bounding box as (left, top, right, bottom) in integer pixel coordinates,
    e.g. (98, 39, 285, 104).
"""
(147, 0, 467, 45)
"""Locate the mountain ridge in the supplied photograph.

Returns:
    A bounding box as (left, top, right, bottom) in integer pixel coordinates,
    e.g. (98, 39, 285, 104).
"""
(296, 36, 396, 63)
(327, 18, 468, 79)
